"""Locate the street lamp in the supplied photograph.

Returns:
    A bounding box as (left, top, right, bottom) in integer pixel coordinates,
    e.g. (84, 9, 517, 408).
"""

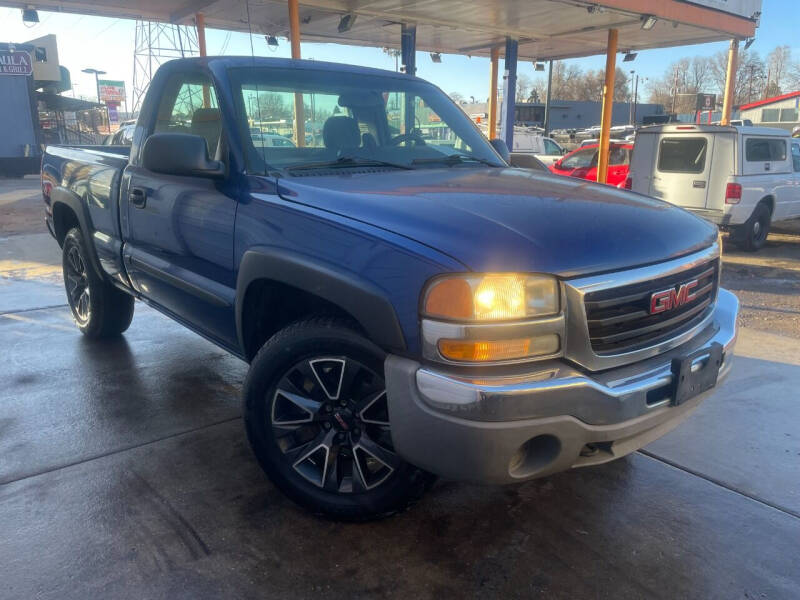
(82, 67, 108, 134)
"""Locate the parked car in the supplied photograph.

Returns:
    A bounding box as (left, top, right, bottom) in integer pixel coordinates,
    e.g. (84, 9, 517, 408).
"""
(550, 143, 633, 185)
(103, 124, 135, 146)
(579, 137, 629, 148)
(629, 124, 800, 251)
(511, 130, 566, 164)
(252, 132, 297, 148)
(41, 57, 737, 519)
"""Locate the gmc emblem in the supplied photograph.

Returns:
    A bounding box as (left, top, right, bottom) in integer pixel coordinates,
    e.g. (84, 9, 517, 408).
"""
(649, 280, 699, 314)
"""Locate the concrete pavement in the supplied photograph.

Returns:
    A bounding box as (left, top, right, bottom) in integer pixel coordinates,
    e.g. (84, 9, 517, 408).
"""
(1, 179, 799, 599)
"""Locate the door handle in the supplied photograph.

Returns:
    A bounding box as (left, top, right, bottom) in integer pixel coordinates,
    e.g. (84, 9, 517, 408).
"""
(130, 187, 146, 208)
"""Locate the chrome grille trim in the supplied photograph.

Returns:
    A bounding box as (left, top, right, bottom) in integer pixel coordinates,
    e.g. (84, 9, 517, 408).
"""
(564, 242, 721, 372)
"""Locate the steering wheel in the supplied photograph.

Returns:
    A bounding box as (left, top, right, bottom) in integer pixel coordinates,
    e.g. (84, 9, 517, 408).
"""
(389, 131, 426, 146)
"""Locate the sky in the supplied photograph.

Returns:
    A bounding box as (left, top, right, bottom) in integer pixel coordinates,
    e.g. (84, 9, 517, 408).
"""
(1, 0, 797, 110)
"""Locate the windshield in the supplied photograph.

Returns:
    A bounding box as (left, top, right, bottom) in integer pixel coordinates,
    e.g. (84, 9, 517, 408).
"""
(562, 147, 597, 169)
(229, 67, 504, 173)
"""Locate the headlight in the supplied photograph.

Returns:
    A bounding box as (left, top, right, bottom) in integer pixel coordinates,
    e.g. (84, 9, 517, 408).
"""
(422, 273, 559, 321)
(420, 273, 564, 365)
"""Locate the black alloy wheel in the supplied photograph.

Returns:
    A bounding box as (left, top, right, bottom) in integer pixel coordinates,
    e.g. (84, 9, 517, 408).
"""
(271, 356, 397, 493)
(64, 243, 91, 324)
(243, 318, 435, 520)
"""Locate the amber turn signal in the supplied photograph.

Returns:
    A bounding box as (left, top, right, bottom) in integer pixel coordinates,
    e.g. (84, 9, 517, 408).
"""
(438, 334, 560, 363)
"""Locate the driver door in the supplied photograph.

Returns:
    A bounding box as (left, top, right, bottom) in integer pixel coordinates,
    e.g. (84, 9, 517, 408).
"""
(122, 69, 239, 349)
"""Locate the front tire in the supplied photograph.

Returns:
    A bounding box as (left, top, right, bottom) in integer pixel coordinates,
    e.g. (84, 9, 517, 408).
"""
(736, 202, 771, 252)
(243, 318, 434, 520)
(62, 227, 134, 337)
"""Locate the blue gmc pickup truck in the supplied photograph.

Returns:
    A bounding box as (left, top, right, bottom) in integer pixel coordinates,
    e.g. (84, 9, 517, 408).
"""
(42, 57, 738, 519)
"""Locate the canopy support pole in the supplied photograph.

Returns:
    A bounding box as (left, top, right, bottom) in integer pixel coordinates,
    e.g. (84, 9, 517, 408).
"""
(401, 24, 417, 76)
(500, 37, 518, 150)
(488, 46, 499, 140)
(721, 39, 739, 126)
(195, 13, 210, 107)
(543, 59, 553, 137)
(597, 28, 618, 184)
(401, 24, 417, 135)
(288, 0, 305, 146)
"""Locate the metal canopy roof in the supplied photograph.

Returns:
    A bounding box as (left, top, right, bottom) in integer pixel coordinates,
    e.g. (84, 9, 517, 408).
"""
(1, 0, 759, 61)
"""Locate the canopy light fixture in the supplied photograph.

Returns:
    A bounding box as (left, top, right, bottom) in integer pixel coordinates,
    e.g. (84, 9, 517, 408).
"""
(641, 15, 657, 30)
(22, 6, 39, 23)
(338, 13, 356, 33)
(743, 37, 755, 49)
(623, 51, 638, 62)
(266, 35, 279, 48)
(430, 52, 442, 63)
(534, 62, 546, 71)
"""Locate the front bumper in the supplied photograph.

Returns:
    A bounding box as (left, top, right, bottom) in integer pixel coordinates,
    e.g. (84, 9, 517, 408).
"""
(385, 288, 738, 484)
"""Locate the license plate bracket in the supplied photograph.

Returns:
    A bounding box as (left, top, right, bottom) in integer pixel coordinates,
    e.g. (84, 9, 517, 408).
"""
(670, 342, 723, 406)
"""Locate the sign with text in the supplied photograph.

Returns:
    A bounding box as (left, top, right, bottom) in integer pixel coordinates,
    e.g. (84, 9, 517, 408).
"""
(696, 93, 716, 111)
(0, 50, 32, 75)
(98, 80, 126, 103)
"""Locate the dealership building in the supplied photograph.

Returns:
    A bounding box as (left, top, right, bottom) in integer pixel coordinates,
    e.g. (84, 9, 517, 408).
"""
(738, 91, 800, 132)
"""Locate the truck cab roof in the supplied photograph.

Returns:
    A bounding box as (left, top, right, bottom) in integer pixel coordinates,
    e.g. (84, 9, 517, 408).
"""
(637, 124, 791, 137)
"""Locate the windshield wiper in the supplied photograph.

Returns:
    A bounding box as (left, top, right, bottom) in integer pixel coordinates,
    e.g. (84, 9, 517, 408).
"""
(410, 154, 498, 167)
(285, 156, 413, 172)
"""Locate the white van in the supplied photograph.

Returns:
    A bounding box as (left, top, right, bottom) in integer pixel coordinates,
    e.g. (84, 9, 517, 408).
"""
(510, 130, 566, 164)
(629, 125, 800, 250)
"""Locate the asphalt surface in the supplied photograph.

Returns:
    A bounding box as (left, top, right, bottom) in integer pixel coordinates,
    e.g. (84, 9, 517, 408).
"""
(2, 177, 800, 599)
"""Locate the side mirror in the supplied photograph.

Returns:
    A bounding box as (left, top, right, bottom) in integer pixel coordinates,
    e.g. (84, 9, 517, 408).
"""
(554, 159, 562, 169)
(489, 138, 511, 163)
(142, 133, 225, 178)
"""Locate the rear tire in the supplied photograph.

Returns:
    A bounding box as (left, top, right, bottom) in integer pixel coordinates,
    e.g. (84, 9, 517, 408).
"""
(736, 202, 771, 252)
(62, 227, 134, 338)
(243, 317, 435, 520)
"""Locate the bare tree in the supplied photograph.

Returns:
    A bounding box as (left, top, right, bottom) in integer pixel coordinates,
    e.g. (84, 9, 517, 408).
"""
(449, 91, 465, 104)
(516, 74, 532, 101)
(766, 45, 792, 96)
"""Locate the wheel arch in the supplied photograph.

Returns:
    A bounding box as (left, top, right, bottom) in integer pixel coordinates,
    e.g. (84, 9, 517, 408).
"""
(50, 187, 105, 279)
(236, 249, 406, 361)
(758, 195, 775, 216)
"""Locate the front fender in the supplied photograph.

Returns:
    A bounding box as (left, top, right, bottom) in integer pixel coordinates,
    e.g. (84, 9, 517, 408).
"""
(236, 248, 407, 355)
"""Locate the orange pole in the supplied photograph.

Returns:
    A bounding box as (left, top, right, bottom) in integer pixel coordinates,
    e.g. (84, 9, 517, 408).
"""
(720, 39, 738, 126)
(288, 0, 305, 146)
(597, 28, 618, 184)
(196, 13, 210, 107)
(488, 46, 499, 140)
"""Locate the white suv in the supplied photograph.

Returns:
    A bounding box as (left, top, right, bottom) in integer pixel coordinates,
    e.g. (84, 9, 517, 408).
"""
(629, 124, 800, 250)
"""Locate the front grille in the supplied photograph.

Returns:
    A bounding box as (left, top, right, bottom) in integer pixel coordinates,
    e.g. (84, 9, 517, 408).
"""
(584, 258, 718, 354)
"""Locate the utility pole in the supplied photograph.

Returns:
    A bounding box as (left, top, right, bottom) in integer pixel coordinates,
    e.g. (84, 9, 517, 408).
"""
(632, 75, 641, 125)
(670, 68, 679, 114)
(629, 70, 635, 125)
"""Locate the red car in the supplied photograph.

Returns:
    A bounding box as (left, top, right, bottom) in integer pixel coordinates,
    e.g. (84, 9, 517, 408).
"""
(549, 143, 633, 186)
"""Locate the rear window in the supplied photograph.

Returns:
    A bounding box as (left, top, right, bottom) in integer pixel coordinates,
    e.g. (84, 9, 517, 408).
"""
(745, 138, 787, 162)
(658, 138, 707, 173)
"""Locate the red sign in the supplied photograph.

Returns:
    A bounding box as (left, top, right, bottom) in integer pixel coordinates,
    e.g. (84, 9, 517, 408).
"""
(0, 50, 32, 76)
(649, 280, 699, 314)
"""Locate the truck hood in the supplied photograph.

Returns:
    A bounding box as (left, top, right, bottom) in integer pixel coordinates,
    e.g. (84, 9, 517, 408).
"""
(275, 168, 717, 277)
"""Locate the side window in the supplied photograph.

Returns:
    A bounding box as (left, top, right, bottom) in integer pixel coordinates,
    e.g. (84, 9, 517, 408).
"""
(746, 138, 787, 162)
(792, 143, 800, 172)
(154, 73, 220, 157)
(544, 138, 560, 154)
